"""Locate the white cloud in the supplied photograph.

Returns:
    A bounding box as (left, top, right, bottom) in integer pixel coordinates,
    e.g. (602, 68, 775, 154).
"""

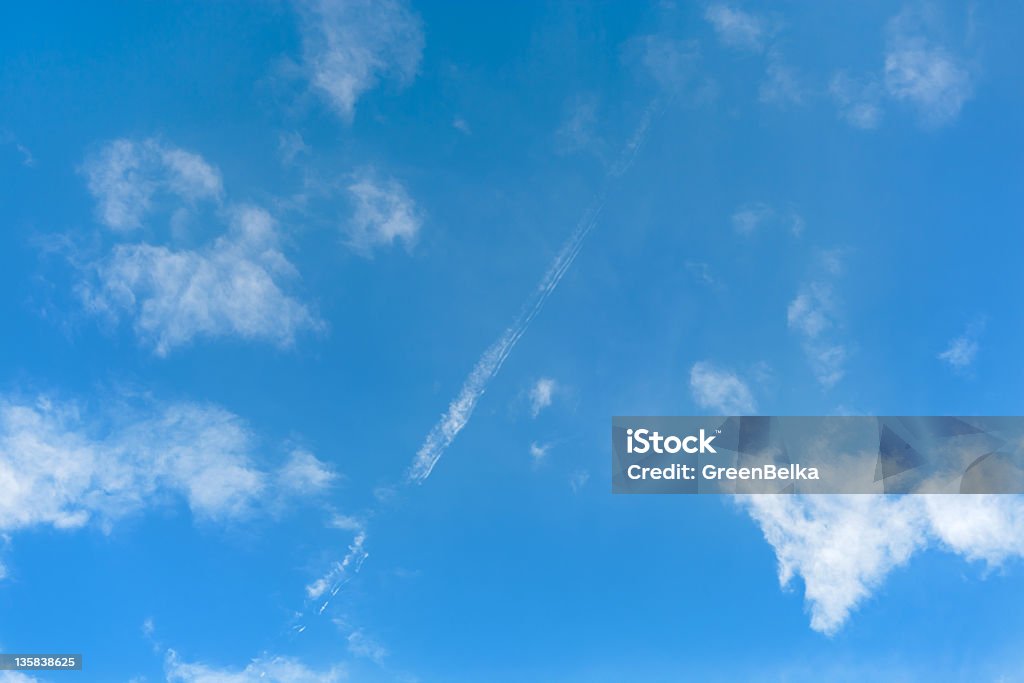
(80, 205, 321, 355)
(0, 673, 40, 683)
(345, 173, 421, 254)
(529, 441, 550, 460)
(787, 266, 847, 389)
(741, 494, 1024, 635)
(298, 0, 424, 122)
(731, 202, 773, 235)
(0, 392, 333, 536)
(704, 4, 771, 53)
(684, 260, 716, 287)
(884, 8, 973, 127)
(529, 378, 557, 418)
(939, 319, 984, 370)
(638, 35, 703, 95)
(1, 130, 35, 167)
(556, 95, 600, 156)
(569, 469, 590, 493)
(347, 629, 387, 664)
(278, 131, 310, 165)
(165, 650, 343, 683)
(829, 71, 884, 129)
(689, 362, 757, 414)
(787, 283, 835, 338)
(83, 139, 223, 231)
(279, 449, 337, 493)
(759, 54, 803, 106)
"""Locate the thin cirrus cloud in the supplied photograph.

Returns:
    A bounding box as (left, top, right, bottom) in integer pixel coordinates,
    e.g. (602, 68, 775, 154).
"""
(689, 361, 757, 415)
(297, 0, 424, 122)
(78, 139, 321, 355)
(938, 319, 985, 370)
(165, 650, 343, 683)
(787, 251, 848, 389)
(704, 4, 773, 53)
(741, 494, 1024, 635)
(82, 138, 223, 231)
(344, 172, 422, 254)
(883, 7, 974, 128)
(830, 5, 974, 130)
(0, 392, 335, 539)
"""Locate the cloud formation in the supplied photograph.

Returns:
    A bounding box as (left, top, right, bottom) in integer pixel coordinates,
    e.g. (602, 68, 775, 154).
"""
(704, 4, 771, 53)
(830, 6, 974, 130)
(742, 494, 1024, 635)
(884, 9, 973, 128)
(345, 172, 421, 254)
(829, 72, 884, 129)
(165, 650, 343, 683)
(0, 392, 335, 536)
(938, 319, 984, 370)
(689, 362, 757, 414)
(298, 0, 424, 121)
(80, 205, 321, 355)
(529, 378, 557, 418)
(82, 139, 223, 231)
(787, 253, 848, 389)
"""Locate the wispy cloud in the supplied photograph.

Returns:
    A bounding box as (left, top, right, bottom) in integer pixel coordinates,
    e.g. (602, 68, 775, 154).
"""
(345, 171, 422, 254)
(689, 361, 757, 414)
(884, 7, 974, 128)
(346, 628, 388, 664)
(829, 71, 884, 130)
(938, 318, 985, 370)
(704, 4, 772, 53)
(741, 495, 1024, 635)
(569, 469, 590, 493)
(1, 130, 35, 167)
(298, 0, 424, 122)
(831, 5, 974, 130)
(79, 205, 321, 355)
(0, 391, 334, 538)
(165, 649, 343, 683)
(529, 378, 557, 418)
(787, 252, 848, 389)
(684, 259, 721, 288)
(731, 202, 803, 236)
(529, 441, 550, 461)
(82, 138, 223, 231)
(759, 52, 804, 106)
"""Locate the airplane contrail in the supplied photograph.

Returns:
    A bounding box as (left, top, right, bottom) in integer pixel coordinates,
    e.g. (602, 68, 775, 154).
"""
(408, 102, 660, 484)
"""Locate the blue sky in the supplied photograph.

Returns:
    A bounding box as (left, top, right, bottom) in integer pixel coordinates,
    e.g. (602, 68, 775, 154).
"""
(2, 1, 1024, 681)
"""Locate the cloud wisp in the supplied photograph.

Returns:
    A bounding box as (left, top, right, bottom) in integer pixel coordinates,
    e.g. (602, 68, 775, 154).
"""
(297, 0, 424, 122)
(938, 318, 985, 371)
(689, 362, 757, 415)
(82, 138, 223, 232)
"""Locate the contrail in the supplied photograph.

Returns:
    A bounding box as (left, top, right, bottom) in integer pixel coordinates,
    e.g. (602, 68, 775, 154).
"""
(408, 102, 660, 484)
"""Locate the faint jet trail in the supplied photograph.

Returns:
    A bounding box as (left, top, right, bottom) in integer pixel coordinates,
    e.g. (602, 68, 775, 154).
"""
(408, 101, 660, 484)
